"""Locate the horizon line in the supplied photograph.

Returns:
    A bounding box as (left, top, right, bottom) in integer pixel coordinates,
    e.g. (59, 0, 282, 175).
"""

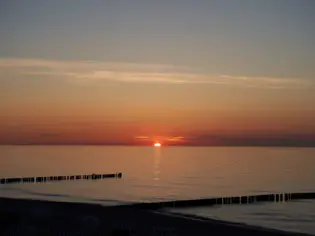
(1, 144, 314, 148)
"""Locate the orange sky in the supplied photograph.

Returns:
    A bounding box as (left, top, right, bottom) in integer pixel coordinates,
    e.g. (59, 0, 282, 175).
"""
(1, 1, 315, 146)
(1, 71, 314, 146)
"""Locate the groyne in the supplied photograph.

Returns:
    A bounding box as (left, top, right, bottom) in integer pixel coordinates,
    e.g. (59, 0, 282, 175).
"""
(117, 192, 315, 210)
(0, 172, 122, 184)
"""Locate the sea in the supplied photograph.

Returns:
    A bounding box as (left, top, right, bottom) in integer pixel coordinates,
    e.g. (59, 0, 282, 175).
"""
(1, 145, 315, 235)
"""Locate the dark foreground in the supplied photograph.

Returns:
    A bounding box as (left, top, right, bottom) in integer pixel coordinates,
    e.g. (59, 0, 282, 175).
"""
(0, 197, 313, 236)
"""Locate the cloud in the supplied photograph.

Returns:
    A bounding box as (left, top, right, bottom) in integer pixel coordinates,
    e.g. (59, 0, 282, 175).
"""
(134, 136, 150, 140)
(134, 136, 187, 142)
(0, 58, 312, 89)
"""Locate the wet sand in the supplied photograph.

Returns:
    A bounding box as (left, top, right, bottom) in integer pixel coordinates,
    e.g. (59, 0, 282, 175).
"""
(0, 197, 312, 236)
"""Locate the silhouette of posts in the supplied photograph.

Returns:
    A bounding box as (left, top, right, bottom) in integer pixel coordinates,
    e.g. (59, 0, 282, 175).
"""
(115, 192, 315, 210)
(0, 172, 122, 185)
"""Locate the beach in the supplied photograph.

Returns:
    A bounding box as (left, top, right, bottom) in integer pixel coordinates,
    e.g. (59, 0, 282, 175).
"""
(1, 197, 313, 236)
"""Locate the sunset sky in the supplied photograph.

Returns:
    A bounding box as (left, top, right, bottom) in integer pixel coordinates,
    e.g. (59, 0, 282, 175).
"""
(1, 0, 315, 146)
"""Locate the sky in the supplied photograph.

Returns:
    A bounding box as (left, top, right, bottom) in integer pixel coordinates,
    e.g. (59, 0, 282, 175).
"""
(1, 0, 315, 146)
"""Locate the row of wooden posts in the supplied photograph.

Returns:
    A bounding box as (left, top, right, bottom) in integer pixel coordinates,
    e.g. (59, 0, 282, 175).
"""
(0, 173, 122, 185)
(116, 192, 315, 210)
(1, 173, 314, 209)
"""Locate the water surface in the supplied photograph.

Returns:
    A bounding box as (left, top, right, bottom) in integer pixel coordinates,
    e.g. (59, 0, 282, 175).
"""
(1, 146, 315, 234)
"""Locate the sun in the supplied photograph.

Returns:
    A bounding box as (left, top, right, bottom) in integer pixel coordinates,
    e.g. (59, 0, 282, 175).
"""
(154, 142, 161, 147)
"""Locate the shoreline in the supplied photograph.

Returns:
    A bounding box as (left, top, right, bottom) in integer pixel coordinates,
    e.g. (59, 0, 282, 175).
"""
(1, 197, 313, 236)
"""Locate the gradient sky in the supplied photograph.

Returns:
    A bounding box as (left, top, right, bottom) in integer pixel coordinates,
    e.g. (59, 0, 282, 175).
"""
(1, 0, 315, 145)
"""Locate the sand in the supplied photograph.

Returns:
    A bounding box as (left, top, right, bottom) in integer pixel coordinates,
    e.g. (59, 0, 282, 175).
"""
(0, 197, 313, 236)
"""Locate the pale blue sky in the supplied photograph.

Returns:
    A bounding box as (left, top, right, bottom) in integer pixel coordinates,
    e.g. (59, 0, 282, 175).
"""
(1, 0, 315, 78)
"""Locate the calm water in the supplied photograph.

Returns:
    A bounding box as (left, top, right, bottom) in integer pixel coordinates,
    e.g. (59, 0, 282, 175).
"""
(1, 146, 315, 234)
(168, 200, 315, 235)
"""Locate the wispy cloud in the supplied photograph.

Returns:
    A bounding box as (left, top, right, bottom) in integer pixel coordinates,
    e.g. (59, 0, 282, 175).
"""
(0, 58, 312, 89)
(134, 136, 187, 142)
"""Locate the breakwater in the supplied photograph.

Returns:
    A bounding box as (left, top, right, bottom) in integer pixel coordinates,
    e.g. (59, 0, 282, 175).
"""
(0, 172, 122, 184)
(117, 192, 315, 210)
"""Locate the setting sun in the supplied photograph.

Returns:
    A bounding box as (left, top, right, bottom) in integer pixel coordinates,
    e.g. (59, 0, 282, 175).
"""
(154, 142, 161, 147)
